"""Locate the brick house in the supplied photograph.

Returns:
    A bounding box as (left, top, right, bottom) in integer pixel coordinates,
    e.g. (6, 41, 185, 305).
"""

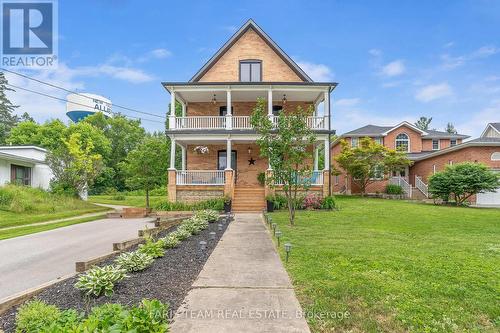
(163, 19, 336, 211)
(332, 122, 500, 205)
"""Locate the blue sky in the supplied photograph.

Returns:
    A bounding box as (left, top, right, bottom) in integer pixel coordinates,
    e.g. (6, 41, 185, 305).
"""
(6, 0, 500, 137)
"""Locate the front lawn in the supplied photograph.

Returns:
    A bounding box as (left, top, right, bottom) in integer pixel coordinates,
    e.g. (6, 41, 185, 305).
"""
(270, 196, 500, 332)
(88, 195, 165, 207)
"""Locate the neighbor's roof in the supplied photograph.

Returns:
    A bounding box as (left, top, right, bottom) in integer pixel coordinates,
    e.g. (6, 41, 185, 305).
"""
(0, 151, 46, 164)
(0, 145, 47, 152)
(490, 123, 500, 132)
(189, 19, 313, 83)
(340, 123, 469, 139)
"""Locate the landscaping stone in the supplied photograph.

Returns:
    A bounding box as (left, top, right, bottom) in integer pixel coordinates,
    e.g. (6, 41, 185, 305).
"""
(0, 217, 230, 333)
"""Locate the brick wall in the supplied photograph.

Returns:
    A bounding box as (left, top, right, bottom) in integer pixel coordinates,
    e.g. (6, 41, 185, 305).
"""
(198, 28, 304, 82)
(384, 125, 423, 152)
(409, 146, 500, 185)
(187, 101, 314, 117)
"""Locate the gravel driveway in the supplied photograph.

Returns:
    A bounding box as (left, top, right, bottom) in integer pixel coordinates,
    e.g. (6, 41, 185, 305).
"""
(0, 217, 154, 300)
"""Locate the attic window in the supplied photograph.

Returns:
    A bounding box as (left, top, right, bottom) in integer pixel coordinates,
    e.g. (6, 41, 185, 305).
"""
(492, 152, 500, 161)
(239, 60, 261, 82)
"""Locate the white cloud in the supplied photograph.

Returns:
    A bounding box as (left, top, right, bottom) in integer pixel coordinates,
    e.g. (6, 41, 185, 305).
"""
(89, 65, 154, 83)
(381, 60, 406, 77)
(415, 83, 453, 102)
(297, 61, 334, 81)
(150, 48, 171, 59)
(369, 49, 382, 57)
(441, 45, 499, 70)
(443, 41, 455, 48)
(334, 98, 360, 107)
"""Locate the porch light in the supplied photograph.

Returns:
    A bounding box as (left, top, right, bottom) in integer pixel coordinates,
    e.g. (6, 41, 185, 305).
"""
(211, 94, 217, 105)
(275, 230, 282, 246)
(248, 147, 252, 155)
(284, 243, 292, 263)
(209, 231, 216, 240)
(282, 94, 287, 105)
(199, 241, 207, 251)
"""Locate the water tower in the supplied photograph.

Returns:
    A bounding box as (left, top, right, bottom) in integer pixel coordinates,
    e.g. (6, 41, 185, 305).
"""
(66, 93, 112, 122)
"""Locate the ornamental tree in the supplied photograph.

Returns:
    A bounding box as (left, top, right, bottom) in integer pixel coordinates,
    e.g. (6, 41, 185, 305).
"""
(250, 98, 316, 225)
(428, 162, 500, 205)
(335, 137, 412, 195)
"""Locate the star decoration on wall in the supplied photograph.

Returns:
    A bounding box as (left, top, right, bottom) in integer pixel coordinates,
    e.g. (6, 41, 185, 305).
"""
(248, 157, 256, 165)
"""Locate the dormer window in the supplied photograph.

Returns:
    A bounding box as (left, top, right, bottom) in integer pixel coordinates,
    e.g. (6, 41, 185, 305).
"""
(432, 139, 440, 150)
(239, 60, 261, 82)
(395, 133, 410, 152)
(450, 139, 457, 147)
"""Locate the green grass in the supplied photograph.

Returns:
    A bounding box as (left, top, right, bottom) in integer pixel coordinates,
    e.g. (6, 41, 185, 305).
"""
(270, 196, 500, 332)
(0, 214, 108, 240)
(88, 195, 165, 207)
(0, 185, 108, 229)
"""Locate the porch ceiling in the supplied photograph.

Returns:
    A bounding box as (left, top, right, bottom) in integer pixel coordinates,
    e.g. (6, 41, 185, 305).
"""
(175, 88, 324, 104)
(173, 133, 330, 147)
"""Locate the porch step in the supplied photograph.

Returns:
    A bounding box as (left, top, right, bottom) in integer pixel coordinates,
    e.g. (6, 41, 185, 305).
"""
(232, 187, 266, 212)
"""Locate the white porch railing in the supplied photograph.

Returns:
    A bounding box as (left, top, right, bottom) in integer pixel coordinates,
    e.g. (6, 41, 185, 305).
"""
(389, 176, 412, 198)
(175, 116, 226, 130)
(275, 171, 324, 186)
(231, 116, 251, 129)
(176, 170, 225, 185)
(415, 176, 429, 198)
(172, 116, 328, 130)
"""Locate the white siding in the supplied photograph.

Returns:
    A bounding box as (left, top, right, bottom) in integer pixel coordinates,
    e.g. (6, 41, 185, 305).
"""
(0, 159, 10, 186)
(483, 127, 500, 138)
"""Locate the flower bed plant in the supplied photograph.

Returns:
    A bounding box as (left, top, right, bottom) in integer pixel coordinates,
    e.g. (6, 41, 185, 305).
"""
(115, 251, 154, 273)
(267, 193, 337, 211)
(75, 265, 127, 297)
(15, 299, 168, 332)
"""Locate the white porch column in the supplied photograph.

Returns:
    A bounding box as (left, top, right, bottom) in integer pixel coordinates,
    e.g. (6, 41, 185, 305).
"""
(226, 90, 232, 130)
(324, 89, 330, 130)
(323, 138, 330, 170)
(181, 102, 186, 117)
(267, 89, 273, 118)
(181, 145, 186, 171)
(169, 137, 176, 170)
(226, 139, 232, 170)
(314, 146, 319, 171)
(169, 90, 176, 129)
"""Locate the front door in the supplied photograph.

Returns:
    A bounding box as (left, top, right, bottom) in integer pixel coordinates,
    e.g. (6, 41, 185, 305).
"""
(218, 150, 237, 171)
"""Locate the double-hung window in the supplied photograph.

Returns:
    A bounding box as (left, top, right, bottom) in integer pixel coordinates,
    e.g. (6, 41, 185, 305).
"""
(239, 60, 262, 82)
(432, 139, 440, 150)
(450, 139, 457, 147)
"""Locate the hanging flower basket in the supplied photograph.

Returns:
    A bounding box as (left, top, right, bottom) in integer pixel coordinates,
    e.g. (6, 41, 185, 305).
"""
(194, 146, 209, 154)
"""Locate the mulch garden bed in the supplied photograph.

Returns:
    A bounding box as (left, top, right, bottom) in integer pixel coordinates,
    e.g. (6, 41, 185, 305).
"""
(0, 215, 231, 333)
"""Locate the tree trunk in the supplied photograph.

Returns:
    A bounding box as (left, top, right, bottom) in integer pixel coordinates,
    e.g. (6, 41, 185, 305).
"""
(146, 188, 150, 210)
(287, 196, 295, 226)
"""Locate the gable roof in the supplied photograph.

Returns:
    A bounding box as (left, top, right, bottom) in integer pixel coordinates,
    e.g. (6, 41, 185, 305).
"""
(189, 19, 313, 83)
(480, 122, 500, 137)
(339, 122, 469, 139)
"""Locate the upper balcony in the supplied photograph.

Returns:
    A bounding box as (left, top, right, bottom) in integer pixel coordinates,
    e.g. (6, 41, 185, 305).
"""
(162, 82, 336, 133)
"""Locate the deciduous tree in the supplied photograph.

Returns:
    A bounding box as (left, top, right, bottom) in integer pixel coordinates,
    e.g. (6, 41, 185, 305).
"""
(250, 98, 316, 225)
(0, 72, 19, 144)
(415, 116, 432, 130)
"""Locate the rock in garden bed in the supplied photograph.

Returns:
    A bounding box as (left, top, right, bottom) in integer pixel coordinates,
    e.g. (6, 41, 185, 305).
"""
(0, 216, 230, 333)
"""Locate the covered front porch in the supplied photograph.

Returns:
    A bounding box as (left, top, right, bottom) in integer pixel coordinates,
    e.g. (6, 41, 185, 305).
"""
(167, 135, 331, 203)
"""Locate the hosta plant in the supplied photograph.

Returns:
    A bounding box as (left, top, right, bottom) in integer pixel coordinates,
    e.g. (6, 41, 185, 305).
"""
(115, 251, 154, 272)
(195, 209, 219, 222)
(138, 238, 165, 258)
(75, 265, 127, 297)
(161, 234, 181, 248)
(182, 217, 208, 235)
(171, 227, 192, 241)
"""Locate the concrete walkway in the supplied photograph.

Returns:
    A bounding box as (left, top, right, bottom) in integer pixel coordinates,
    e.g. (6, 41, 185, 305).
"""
(170, 213, 310, 333)
(0, 217, 155, 300)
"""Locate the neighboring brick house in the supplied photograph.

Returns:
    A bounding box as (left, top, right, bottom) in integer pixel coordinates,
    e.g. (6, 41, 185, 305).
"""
(332, 122, 500, 205)
(163, 19, 336, 211)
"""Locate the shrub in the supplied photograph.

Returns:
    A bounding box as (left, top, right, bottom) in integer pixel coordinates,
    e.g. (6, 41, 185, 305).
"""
(194, 209, 219, 222)
(302, 193, 323, 209)
(15, 299, 61, 333)
(115, 251, 154, 272)
(154, 198, 224, 211)
(75, 265, 127, 297)
(257, 172, 266, 186)
(429, 162, 500, 205)
(267, 194, 288, 210)
(82, 303, 124, 330)
(161, 234, 181, 248)
(121, 299, 168, 332)
(322, 195, 336, 210)
(138, 238, 165, 258)
(184, 216, 210, 234)
(386, 184, 404, 195)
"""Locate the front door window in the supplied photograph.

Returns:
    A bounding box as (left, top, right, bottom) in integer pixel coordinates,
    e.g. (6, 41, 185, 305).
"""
(218, 150, 237, 171)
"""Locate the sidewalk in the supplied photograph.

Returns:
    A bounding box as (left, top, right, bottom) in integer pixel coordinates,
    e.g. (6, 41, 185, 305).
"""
(170, 213, 310, 333)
